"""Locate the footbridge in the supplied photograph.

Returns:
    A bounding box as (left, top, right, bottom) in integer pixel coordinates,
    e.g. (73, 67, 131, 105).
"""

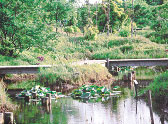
(105, 58, 168, 69)
(0, 65, 51, 74)
(0, 58, 168, 74)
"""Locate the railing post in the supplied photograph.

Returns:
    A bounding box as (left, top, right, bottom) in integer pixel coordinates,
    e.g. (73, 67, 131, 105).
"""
(106, 58, 110, 71)
(25, 95, 31, 102)
(46, 93, 51, 105)
(41, 97, 49, 106)
(32, 92, 37, 99)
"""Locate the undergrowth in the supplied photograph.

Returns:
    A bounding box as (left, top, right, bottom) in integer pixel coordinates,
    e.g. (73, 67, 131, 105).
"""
(0, 80, 16, 112)
(139, 71, 168, 97)
(39, 64, 112, 86)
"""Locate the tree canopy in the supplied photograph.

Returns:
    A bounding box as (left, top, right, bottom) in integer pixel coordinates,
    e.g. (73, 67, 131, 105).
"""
(0, 0, 167, 56)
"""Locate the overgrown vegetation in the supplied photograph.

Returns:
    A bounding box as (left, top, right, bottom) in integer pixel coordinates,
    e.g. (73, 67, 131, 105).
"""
(0, 80, 16, 112)
(0, 0, 167, 114)
(39, 64, 112, 86)
(140, 71, 168, 97)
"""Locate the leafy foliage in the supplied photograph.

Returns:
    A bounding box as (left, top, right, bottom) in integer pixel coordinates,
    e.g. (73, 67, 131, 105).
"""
(17, 85, 59, 98)
(149, 71, 168, 97)
(64, 26, 74, 36)
(84, 25, 99, 40)
(71, 85, 121, 100)
(0, 0, 55, 56)
(119, 29, 130, 37)
(149, 2, 168, 44)
(139, 71, 168, 98)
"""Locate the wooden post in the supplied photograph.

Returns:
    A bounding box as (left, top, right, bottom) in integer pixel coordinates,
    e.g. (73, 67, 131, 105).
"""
(128, 72, 132, 81)
(0, 113, 4, 124)
(32, 92, 37, 99)
(4, 112, 13, 124)
(41, 97, 49, 106)
(148, 90, 154, 124)
(46, 104, 52, 113)
(134, 80, 138, 97)
(25, 95, 31, 102)
(128, 72, 132, 89)
(123, 74, 127, 81)
(106, 58, 110, 71)
(46, 93, 51, 105)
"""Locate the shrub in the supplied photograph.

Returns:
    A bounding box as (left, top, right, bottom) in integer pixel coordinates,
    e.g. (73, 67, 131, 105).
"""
(146, 32, 168, 44)
(120, 45, 133, 53)
(72, 26, 81, 35)
(84, 26, 99, 40)
(64, 26, 74, 36)
(0, 81, 16, 112)
(119, 29, 130, 37)
(108, 39, 129, 47)
(140, 71, 168, 98)
(38, 64, 111, 86)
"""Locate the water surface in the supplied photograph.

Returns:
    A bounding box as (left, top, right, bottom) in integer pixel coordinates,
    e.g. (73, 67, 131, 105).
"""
(14, 94, 168, 124)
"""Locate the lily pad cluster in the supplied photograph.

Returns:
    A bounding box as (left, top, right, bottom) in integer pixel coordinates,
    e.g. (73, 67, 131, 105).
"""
(17, 85, 59, 98)
(71, 85, 114, 99)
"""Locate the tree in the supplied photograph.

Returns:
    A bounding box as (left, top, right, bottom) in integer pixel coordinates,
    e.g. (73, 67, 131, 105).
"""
(150, 2, 168, 44)
(96, 0, 126, 33)
(0, 0, 54, 56)
(77, 6, 89, 30)
(45, 0, 72, 32)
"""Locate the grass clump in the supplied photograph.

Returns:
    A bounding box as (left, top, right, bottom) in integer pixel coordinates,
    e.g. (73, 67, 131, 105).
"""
(139, 71, 168, 98)
(0, 81, 16, 112)
(149, 71, 168, 97)
(39, 64, 112, 86)
(8, 81, 42, 90)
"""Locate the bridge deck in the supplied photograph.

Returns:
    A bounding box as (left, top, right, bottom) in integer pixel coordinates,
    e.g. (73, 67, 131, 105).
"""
(0, 58, 168, 74)
(0, 65, 51, 74)
(106, 58, 168, 67)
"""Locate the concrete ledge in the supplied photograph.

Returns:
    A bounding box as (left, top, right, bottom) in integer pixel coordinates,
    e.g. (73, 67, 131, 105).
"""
(0, 65, 51, 74)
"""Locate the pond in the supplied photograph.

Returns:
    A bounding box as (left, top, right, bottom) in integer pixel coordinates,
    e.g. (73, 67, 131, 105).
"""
(12, 88, 168, 124)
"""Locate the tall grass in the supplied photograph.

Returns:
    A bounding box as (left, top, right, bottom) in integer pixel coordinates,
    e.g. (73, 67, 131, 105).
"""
(139, 71, 168, 98)
(0, 80, 16, 112)
(39, 64, 112, 86)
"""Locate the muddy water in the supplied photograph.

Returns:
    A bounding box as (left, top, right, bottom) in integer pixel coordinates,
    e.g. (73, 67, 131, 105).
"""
(13, 92, 168, 124)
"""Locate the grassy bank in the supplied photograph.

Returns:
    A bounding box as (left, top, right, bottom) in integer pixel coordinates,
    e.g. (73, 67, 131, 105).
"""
(8, 64, 112, 89)
(1, 33, 167, 89)
(0, 34, 168, 66)
(116, 67, 165, 80)
(139, 71, 168, 99)
(0, 80, 16, 112)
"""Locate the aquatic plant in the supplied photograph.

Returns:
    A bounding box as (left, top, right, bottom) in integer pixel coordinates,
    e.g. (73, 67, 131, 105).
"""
(71, 85, 121, 100)
(17, 85, 59, 98)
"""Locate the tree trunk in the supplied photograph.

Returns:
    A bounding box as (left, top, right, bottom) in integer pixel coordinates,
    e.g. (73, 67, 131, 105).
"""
(55, 14, 58, 33)
(107, 0, 110, 36)
(131, 0, 134, 38)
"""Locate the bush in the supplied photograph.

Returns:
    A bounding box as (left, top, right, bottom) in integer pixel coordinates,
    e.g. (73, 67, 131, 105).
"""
(64, 26, 74, 36)
(120, 45, 133, 53)
(72, 26, 81, 35)
(119, 29, 130, 37)
(38, 64, 111, 86)
(108, 39, 129, 47)
(0, 81, 16, 112)
(140, 71, 168, 98)
(150, 71, 168, 97)
(84, 26, 99, 40)
(146, 32, 168, 44)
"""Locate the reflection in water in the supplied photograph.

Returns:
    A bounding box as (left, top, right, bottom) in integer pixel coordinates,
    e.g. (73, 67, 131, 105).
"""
(14, 95, 168, 124)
